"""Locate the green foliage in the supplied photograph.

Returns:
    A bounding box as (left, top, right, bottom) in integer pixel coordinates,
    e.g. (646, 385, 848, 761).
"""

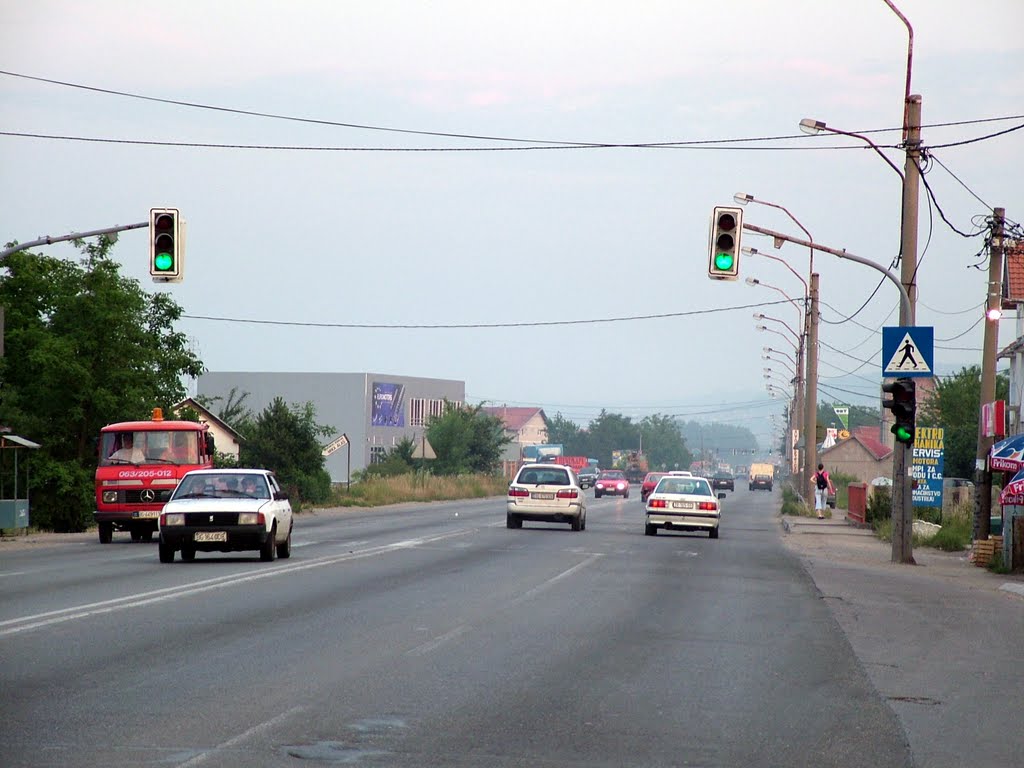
(0, 240, 203, 531)
(918, 365, 1008, 479)
(817, 402, 877, 433)
(926, 517, 971, 552)
(544, 410, 693, 472)
(427, 403, 510, 475)
(780, 483, 811, 516)
(330, 472, 509, 507)
(362, 437, 418, 478)
(866, 486, 891, 526)
(240, 397, 333, 507)
(827, 470, 858, 508)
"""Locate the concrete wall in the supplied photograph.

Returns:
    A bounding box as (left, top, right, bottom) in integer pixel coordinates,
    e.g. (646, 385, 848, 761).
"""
(197, 372, 465, 481)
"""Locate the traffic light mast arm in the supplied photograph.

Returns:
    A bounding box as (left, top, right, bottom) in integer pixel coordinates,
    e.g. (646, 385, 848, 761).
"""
(742, 222, 911, 322)
(0, 221, 148, 261)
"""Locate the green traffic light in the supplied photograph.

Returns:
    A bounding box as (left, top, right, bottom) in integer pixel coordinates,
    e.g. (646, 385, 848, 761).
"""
(714, 252, 734, 271)
(154, 252, 174, 271)
(892, 424, 913, 444)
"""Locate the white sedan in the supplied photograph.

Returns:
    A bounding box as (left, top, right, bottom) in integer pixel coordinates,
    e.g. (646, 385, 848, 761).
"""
(507, 463, 587, 531)
(644, 475, 725, 538)
(158, 469, 293, 562)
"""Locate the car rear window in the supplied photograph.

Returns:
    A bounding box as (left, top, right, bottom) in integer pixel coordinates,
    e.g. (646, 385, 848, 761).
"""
(518, 468, 570, 486)
(655, 478, 712, 496)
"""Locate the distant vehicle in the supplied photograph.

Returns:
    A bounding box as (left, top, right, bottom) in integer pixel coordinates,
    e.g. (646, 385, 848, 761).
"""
(576, 466, 600, 489)
(640, 472, 669, 502)
(506, 463, 587, 531)
(622, 451, 649, 484)
(710, 471, 735, 492)
(749, 462, 775, 491)
(158, 469, 292, 563)
(645, 474, 725, 538)
(595, 469, 630, 499)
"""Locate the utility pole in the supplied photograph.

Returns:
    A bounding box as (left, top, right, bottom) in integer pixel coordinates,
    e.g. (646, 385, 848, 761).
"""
(803, 274, 819, 501)
(975, 207, 1006, 541)
(890, 94, 923, 564)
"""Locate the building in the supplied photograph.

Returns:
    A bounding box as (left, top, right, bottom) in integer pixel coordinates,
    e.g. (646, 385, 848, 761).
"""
(998, 240, 1024, 435)
(481, 406, 548, 477)
(172, 397, 244, 461)
(197, 372, 464, 482)
(817, 426, 893, 485)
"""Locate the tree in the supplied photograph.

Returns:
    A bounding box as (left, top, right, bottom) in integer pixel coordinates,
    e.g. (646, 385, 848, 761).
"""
(585, 410, 640, 469)
(0, 239, 203, 530)
(918, 366, 1008, 479)
(240, 397, 333, 505)
(817, 402, 878, 433)
(638, 414, 692, 471)
(426, 403, 510, 475)
(544, 412, 586, 454)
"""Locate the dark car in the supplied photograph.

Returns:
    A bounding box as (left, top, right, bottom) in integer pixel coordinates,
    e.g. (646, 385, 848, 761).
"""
(710, 471, 734, 492)
(576, 466, 599, 489)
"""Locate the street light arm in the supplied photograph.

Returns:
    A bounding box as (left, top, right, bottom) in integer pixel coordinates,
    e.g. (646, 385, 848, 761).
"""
(799, 120, 905, 182)
(743, 247, 808, 299)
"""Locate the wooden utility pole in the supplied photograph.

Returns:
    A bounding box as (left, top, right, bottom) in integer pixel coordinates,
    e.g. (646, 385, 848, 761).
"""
(975, 207, 1007, 540)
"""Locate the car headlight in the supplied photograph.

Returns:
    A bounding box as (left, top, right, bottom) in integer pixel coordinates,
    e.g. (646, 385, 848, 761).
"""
(161, 512, 185, 526)
(237, 512, 260, 525)
(102, 490, 118, 504)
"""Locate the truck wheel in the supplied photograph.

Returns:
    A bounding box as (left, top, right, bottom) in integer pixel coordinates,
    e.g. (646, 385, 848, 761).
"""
(158, 538, 175, 563)
(98, 522, 113, 544)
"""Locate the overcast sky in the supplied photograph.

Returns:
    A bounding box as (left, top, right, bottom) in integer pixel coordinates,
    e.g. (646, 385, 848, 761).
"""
(2, 0, 1022, 447)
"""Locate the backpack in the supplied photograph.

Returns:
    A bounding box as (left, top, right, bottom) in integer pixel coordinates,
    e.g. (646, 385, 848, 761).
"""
(815, 471, 829, 490)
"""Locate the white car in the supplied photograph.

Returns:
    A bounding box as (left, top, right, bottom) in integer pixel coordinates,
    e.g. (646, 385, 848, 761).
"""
(158, 469, 293, 562)
(507, 463, 587, 531)
(645, 474, 725, 538)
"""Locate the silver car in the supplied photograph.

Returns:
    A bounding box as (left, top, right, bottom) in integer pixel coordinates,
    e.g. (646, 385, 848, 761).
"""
(507, 463, 587, 531)
(645, 475, 724, 538)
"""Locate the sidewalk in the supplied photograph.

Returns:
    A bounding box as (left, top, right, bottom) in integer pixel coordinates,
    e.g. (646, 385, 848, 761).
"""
(782, 508, 1024, 768)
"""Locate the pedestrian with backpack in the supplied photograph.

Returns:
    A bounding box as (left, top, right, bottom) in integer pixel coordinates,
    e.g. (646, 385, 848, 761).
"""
(813, 463, 835, 519)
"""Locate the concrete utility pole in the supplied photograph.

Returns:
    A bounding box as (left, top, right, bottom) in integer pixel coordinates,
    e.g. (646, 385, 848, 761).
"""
(975, 207, 1007, 541)
(803, 274, 820, 499)
(891, 94, 923, 565)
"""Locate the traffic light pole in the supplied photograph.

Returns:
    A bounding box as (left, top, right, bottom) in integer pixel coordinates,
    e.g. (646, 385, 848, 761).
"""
(0, 221, 148, 261)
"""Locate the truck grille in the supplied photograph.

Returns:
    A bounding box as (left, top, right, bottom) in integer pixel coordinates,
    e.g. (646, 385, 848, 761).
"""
(125, 489, 174, 504)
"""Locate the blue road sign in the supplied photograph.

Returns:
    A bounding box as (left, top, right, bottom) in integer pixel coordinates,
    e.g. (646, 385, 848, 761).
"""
(882, 326, 934, 378)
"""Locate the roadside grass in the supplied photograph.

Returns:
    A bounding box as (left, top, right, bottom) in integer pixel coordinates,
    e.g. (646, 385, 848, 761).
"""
(872, 499, 973, 552)
(780, 484, 823, 518)
(324, 472, 509, 508)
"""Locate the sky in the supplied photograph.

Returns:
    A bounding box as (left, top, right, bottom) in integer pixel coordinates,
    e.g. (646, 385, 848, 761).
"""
(2, 0, 1022, 449)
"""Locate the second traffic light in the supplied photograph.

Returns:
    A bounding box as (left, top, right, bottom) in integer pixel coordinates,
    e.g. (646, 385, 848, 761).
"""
(882, 377, 916, 446)
(708, 205, 743, 280)
(149, 207, 183, 283)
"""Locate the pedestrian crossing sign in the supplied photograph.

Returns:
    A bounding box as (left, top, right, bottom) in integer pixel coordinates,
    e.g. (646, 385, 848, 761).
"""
(882, 326, 934, 378)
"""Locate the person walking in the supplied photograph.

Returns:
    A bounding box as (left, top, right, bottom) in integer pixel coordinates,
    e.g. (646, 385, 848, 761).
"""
(813, 463, 835, 519)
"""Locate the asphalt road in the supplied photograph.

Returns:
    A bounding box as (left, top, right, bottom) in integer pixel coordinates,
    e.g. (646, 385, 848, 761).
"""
(1, 488, 912, 767)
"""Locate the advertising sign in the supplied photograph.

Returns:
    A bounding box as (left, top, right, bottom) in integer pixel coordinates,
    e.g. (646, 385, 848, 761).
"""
(832, 405, 849, 430)
(371, 382, 406, 427)
(911, 426, 944, 507)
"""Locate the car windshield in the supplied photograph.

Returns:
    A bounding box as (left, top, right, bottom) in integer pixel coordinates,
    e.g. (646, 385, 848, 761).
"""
(599, 471, 626, 480)
(654, 478, 712, 496)
(517, 468, 571, 486)
(173, 473, 270, 499)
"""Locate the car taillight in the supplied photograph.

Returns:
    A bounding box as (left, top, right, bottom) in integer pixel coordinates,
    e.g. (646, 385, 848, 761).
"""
(698, 501, 718, 511)
(649, 499, 667, 508)
(509, 487, 530, 498)
(556, 489, 578, 499)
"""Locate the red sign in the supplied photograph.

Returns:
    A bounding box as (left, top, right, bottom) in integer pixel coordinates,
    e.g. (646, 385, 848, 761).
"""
(982, 401, 1006, 439)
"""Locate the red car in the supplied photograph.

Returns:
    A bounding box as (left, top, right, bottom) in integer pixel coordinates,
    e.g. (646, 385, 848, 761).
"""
(594, 470, 630, 499)
(640, 472, 669, 502)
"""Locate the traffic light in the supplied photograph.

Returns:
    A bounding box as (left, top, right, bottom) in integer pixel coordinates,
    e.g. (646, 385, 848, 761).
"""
(708, 205, 743, 280)
(882, 377, 916, 445)
(149, 207, 182, 282)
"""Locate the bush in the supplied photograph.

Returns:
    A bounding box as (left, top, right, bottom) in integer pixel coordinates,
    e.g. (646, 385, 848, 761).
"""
(780, 483, 812, 517)
(915, 505, 942, 525)
(828, 471, 858, 509)
(867, 486, 891, 526)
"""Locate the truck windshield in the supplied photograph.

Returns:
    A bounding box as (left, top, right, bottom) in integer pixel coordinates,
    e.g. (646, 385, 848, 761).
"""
(99, 430, 199, 466)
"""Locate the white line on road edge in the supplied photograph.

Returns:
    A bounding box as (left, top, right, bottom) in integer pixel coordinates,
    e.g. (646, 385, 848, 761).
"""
(0, 529, 476, 638)
(406, 624, 472, 656)
(173, 706, 306, 767)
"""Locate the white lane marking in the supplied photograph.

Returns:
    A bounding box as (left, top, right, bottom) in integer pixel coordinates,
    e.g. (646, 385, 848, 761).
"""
(173, 706, 306, 767)
(405, 624, 472, 656)
(0, 529, 475, 638)
(509, 554, 602, 607)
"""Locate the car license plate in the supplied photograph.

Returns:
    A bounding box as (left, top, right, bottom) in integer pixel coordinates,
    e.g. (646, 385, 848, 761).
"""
(672, 501, 693, 509)
(135, 510, 159, 519)
(194, 531, 227, 543)
(531, 492, 554, 500)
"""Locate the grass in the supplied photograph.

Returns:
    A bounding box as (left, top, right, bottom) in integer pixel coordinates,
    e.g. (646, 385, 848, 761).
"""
(322, 472, 510, 508)
(872, 499, 973, 552)
(779, 484, 825, 518)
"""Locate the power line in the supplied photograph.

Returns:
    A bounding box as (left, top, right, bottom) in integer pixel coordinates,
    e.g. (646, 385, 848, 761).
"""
(181, 298, 793, 329)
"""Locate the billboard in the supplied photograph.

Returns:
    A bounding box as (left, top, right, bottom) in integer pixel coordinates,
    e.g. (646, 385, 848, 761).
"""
(371, 382, 406, 427)
(911, 427, 944, 507)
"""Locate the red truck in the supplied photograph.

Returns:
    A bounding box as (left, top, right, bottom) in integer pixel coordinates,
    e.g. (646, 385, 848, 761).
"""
(552, 456, 590, 471)
(94, 408, 215, 543)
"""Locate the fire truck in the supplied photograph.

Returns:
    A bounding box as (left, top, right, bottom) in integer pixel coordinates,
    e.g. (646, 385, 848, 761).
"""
(94, 408, 215, 543)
